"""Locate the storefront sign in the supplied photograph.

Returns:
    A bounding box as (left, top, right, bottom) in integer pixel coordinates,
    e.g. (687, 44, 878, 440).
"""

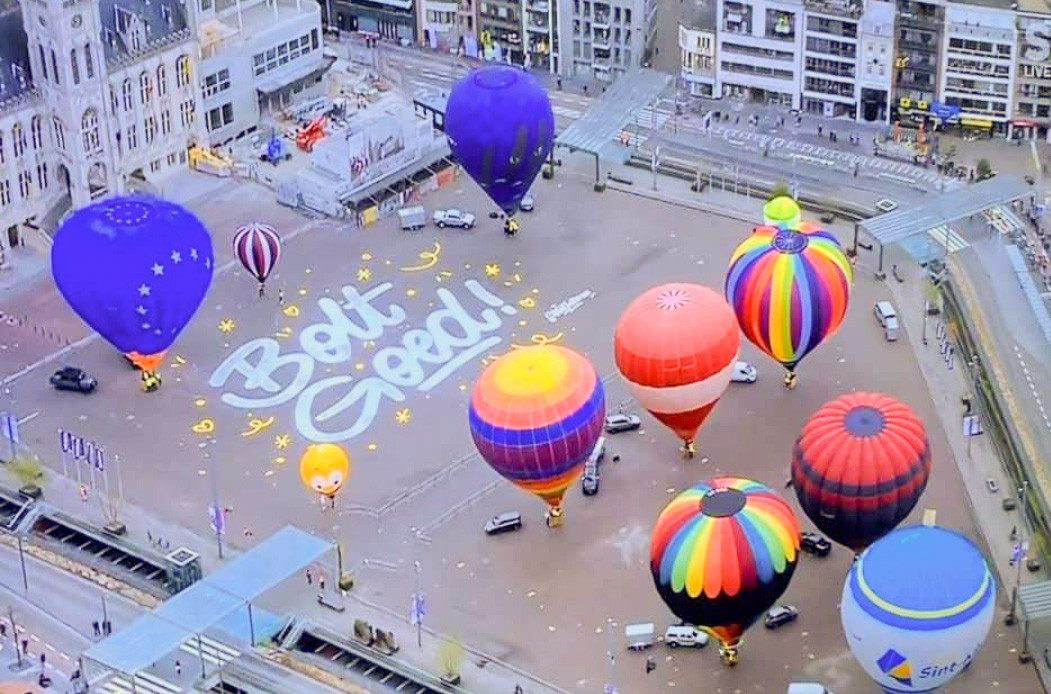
(1023, 20, 1051, 63)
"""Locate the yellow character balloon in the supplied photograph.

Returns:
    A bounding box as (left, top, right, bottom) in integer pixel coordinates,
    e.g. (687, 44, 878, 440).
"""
(299, 444, 352, 499)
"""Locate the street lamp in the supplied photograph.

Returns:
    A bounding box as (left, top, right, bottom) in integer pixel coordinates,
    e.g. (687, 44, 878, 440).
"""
(1006, 480, 1030, 626)
(605, 618, 617, 694)
(203, 436, 224, 559)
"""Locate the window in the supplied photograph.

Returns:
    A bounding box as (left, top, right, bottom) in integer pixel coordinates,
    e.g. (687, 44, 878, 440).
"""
(18, 170, 32, 199)
(84, 45, 94, 79)
(81, 109, 100, 153)
(140, 72, 152, 105)
(176, 55, 191, 87)
(122, 79, 133, 111)
(180, 99, 195, 127)
(0, 131, 4, 164)
(12, 124, 25, 158)
(127, 124, 137, 149)
(71, 49, 80, 84)
(311, 29, 319, 50)
(149, 159, 161, 173)
(0, 180, 9, 206)
(201, 68, 230, 98)
(109, 88, 118, 116)
(206, 103, 234, 131)
(144, 116, 156, 143)
(52, 118, 65, 150)
(157, 64, 167, 96)
(37, 45, 47, 82)
(166, 152, 178, 166)
(36, 163, 47, 190)
(50, 49, 60, 85)
(160, 110, 171, 135)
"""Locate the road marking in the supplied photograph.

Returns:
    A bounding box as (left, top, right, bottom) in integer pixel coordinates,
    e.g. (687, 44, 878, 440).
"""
(1031, 140, 1041, 171)
(16, 411, 38, 426)
(179, 634, 241, 667)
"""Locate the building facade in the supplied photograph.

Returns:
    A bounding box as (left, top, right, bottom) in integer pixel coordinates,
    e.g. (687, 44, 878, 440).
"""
(679, 23, 717, 97)
(715, 0, 806, 109)
(479, 0, 523, 63)
(857, 0, 894, 122)
(801, 0, 863, 118)
(563, 0, 657, 81)
(0, 0, 323, 267)
(891, 0, 945, 123)
(1014, 6, 1051, 140)
(938, 2, 1015, 133)
(326, 0, 416, 42)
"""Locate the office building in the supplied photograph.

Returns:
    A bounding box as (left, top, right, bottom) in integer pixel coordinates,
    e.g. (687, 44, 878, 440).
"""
(326, 0, 417, 42)
(715, 0, 806, 108)
(857, 0, 894, 122)
(679, 1, 718, 98)
(938, 2, 1015, 133)
(1014, 3, 1051, 139)
(563, 0, 658, 80)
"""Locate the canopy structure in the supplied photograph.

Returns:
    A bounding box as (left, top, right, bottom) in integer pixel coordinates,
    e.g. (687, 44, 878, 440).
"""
(83, 526, 332, 676)
(854, 175, 1032, 273)
(1019, 580, 1051, 656)
(555, 68, 672, 183)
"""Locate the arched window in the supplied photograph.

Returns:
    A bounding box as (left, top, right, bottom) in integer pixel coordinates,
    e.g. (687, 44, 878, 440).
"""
(37, 45, 47, 82)
(81, 109, 100, 153)
(70, 49, 80, 85)
(109, 87, 118, 116)
(84, 45, 94, 79)
(139, 71, 152, 105)
(52, 118, 65, 151)
(156, 64, 168, 96)
(12, 123, 25, 158)
(176, 55, 191, 88)
(30, 116, 42, 150)
(122, 79, 133, 111)
(50, 49, 60, 85)
(0, 130, 5, 164)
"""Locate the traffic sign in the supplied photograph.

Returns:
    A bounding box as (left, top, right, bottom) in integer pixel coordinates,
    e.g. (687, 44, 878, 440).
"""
(962, 415, 983, 437)
(1, 413, 19, 444)
(208, 505, 227, 536)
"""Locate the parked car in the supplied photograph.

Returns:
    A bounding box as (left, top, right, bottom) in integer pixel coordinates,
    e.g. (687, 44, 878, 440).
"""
(433, 209, 476, 229)
(731, 361, 758, 384)
(800, 531, 832, 557)
(1003, 496, 1018, 511)
(483, 511, 522, 535)
(664, 625, 708, 648)
(520, 192, 535, 212)
(874, 301, 900, 341)
(764, 605, 799, 630)
(49, 367, 97, 394)
(605, 413, 641, 433)
(581, 461, 600, 496)
(986, 477, 1000, 493)
(788, 684, 836, 694)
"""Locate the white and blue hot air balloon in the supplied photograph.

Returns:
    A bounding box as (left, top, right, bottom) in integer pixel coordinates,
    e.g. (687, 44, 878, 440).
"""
(840, 525, 996, 694)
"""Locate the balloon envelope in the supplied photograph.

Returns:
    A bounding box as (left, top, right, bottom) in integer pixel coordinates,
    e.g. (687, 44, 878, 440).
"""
(469, 345, 605, 510)
(445, 66, 554, 216)
(614, 283, 740, 445)
(763, 196, 801, 228)
(52, 196, 214, 368)
(725, 223, 852, 373)
(841, 525, 995, 694)
(650, 477, 800, 656)
(792, 392, 931, 552)
(233, 222, 281, 286)
(299, 443, 352, 498)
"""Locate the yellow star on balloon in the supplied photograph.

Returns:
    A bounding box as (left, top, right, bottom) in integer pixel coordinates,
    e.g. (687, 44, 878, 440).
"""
(275, 434, 292, 450)
(357, 267, 372, 282)
(395, 408, 412, 424)
(485, 263, 502, 278)
(219, 319, 235, 333)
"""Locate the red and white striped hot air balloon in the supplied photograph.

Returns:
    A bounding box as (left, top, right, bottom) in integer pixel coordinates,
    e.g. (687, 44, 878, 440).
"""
(614, 283, 740, 456)
(233, 222, 282, 296)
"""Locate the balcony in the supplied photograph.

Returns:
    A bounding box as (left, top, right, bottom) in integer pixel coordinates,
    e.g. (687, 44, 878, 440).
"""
(898, 37, 937, 53)
(593, 12, 610, 29)
(898, 11, 942, 31)
(804, 0, 861, 19)
(527, 19, 549, 32)
(529, 0, 550, 9)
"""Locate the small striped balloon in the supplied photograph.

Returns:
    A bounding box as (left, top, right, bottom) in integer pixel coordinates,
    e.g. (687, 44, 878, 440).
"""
(233, 222, 281, 287)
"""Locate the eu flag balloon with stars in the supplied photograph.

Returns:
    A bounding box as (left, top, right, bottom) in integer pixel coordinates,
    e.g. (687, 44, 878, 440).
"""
(52, 196, 214, 375)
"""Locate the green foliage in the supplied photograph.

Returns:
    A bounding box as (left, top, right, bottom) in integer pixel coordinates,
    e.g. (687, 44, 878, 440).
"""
(436, 637, 465, 676)
(770, 180, 792, 200)
(9, 457, 44, 489)
(976, 158, 993, 180)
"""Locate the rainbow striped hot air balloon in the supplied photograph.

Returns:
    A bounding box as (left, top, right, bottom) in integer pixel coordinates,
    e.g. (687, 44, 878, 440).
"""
(725, 219, 853, 389)
(650, 477, 800, 666)
(469, 345, 605, 527)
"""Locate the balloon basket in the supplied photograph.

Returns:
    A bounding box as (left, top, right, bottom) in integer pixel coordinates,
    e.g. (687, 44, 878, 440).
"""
(141, 372, 162, 393)
(718, 644, 739, 667)
(338, 573, 355, 591)
(682, 441, 696, 459)
(545, 508, 565, 528)
(783, 371, 798, 390)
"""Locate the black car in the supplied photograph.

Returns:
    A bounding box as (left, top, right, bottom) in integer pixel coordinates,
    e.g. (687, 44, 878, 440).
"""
(50, 367, 97, 394)
(800, 531, 832, 557)
(764, 605, 799, 630)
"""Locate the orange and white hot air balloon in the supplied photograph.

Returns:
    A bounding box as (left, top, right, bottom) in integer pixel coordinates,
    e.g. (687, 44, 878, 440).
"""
(614, 283, 740, 456)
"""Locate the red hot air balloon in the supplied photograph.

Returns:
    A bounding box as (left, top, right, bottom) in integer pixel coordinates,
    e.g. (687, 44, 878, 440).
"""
(233, 222, 282, 296)
(614, 283, 740, 457)
(791, 392, 931, 553)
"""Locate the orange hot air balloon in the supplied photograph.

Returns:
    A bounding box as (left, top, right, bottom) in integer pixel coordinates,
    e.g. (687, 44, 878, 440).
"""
(299, 444, 352, 507)
(614, 283, 740, 457)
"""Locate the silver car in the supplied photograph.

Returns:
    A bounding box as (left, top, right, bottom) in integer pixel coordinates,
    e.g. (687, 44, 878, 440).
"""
(520, 192, 535, 212)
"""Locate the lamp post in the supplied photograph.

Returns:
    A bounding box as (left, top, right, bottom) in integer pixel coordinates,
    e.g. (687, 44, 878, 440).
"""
(605, 618, 616, 694)
(204, 436, 224, 559)
(410, 526, 424, 648)
(1006, 481, 1030, 626)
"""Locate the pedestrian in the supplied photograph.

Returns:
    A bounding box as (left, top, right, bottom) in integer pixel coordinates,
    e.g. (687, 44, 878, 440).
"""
(278, 289, 285, 306)
(21, 638, 28, 655)
(817, 125, 823, 136)
(104, 620, 112, 635)
(175, 659, 182, 676)
(319, 575, 326, 592)
(243, 527, 253, 538)
(306, 568, 313, 585)
(582, 84, 588, 95)
(92, 621, 100, 637)
(0, 622, 5, 638)
(40, 652, 45, 666)
(514, 685, 523, 694)
(645, 656, 656, 674)
(556, 76, 562, 90)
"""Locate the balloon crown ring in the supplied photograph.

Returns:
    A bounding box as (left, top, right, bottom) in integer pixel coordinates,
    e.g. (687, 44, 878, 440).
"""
(772, 228, 809, 254)
(701, 487, 747, 517)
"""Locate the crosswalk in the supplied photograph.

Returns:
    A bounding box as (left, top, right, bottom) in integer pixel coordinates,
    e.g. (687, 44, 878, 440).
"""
(552, 105, 582, 120)
(179, 634, 242, 667)
(927, 225, 970, 253)
(100, 671, 182, 694)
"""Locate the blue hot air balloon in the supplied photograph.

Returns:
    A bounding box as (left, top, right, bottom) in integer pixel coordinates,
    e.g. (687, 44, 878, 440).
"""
(52, 196, 214, 378)
(841, 525, 996, 694)
(445, 66, 554, 224)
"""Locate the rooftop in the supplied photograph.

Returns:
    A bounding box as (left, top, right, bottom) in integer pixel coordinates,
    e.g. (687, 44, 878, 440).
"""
(681, 0, 717, 31)
(0, 4, 30, 103)
(98, 0, 189, 63)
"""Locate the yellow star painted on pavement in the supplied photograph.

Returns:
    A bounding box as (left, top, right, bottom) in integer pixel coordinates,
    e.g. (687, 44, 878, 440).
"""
(219, 319, 235, 333)
(275, 434, 292, 450)
(518, 297, 536, 309)
(357, 267, 372, 282)
(406, 288, 418, 297)
(395, 408, 412, 424)
(485, 263, 502, 278)
(367, 443, 378, 452)
(275, 456, 287, 466)
(282, 304, 300, 317)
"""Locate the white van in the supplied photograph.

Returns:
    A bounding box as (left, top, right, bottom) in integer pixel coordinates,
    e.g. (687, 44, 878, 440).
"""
(664, 625, 708, 648)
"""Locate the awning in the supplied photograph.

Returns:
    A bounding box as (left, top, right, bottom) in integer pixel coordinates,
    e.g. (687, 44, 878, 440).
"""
(361, 0, 413, 10)
(961, 117, 993, 128)
(1013, 119, 1040, 128)
(255, 56, 334, 95)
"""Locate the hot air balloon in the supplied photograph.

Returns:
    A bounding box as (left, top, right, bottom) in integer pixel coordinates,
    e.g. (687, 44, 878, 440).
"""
(725, 215, 852, 389)
(792, 392, 931, 553)
(469, 345, 605, 527)
(52, 196, 214, 390)
(233, 222, 282, 297)
(299, 443, 352, 509)
(445, 66, 554, 236)
(614, 283, 740, 457)
(841, 525, 995, 694)
(651, 477, 800, 666)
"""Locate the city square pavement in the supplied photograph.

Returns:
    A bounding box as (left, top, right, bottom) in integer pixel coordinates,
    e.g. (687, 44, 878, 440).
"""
(0, 157, 1040, 694)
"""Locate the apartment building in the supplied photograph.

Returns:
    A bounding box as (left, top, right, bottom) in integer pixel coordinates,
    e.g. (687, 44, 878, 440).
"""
(939, 2, 1015, 134)
(857, 0, 894, 122)
(523, 0, 559, 72)
(715, 0, 805, 108)
(479, 0, 523, 63)
(892, 0, 945, 122)
(326, 0, 417, 42)
(1014, 3, 1051, 140)
(563, 0, 658, 81)
(801, 0, 863, 118)
(679, 2, 718, 98)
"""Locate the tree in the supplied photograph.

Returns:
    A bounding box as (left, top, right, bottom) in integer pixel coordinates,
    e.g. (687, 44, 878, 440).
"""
(9, 456, 45, 495)
(436, 637, 465, 679)
(770, 180, 792, 200)
(976, 158, 993, 180)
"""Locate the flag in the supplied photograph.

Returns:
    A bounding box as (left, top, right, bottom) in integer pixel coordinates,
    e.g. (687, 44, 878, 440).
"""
(410, 592, 428, 625)
(1012, 541, 1028, 563)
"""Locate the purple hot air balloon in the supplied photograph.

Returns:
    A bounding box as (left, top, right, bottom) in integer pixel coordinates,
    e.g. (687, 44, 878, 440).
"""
(51, 196, 214, 376)
(445, 66, 554, 218)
